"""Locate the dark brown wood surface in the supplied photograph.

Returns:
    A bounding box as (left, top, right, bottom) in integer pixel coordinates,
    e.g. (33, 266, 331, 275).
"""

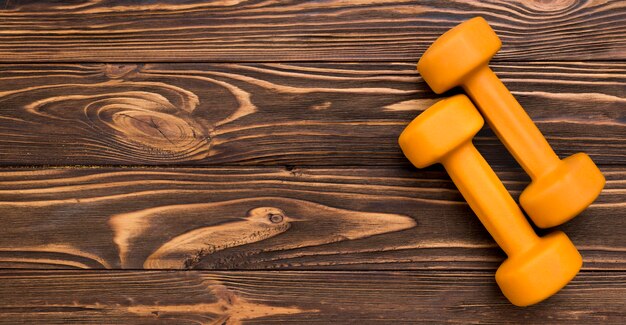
(0, 167, 624, 271)
(0, 0, 624, 323)
(1, 271, 624, 324)
(0, 62, 623, 166)
(0, 0, 625, 62)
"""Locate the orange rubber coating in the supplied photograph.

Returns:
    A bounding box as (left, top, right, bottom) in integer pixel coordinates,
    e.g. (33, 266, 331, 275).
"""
(399, 95, 582, 306)
(417, 17, 605, 228)
(443, 143, 539, 256)
(463, 67, 560, 179)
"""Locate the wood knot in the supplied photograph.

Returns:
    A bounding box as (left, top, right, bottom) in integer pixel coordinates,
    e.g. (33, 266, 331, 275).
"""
(246, 207, 291, 226)
(526, 0, 577, 11)
(268, 213, 284, 224)
(103, 64, 141, 79)
(23, 85, 209, 163)
(112, 109, 205, 154)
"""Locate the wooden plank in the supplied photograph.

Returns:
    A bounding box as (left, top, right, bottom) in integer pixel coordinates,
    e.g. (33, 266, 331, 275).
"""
(0, 0, 624, 62)
(0, 270, 624, 324)
(0, 62, 623, 166)
(0, 167, 623, 270)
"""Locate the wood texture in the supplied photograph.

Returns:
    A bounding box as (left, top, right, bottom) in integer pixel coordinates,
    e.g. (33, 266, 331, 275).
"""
(0, 62, 623, 166)
(0, 270, 624, 324)
(0, 0, 624, 62)
(0, 167, 623, 270)
(0, 0, 624, 322)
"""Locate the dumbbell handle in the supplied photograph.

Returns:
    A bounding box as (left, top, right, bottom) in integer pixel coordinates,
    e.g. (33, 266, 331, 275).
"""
(442, 142, 540, 256)
(463, 67, 561, 180)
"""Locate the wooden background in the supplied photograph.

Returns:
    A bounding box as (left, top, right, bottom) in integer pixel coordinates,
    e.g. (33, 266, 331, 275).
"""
(0, 0, 624, 323)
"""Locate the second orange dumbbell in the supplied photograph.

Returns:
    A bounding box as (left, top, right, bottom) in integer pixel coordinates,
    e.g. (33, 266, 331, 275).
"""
(417, 17, 605, 228)
(399, 94, 581, 306)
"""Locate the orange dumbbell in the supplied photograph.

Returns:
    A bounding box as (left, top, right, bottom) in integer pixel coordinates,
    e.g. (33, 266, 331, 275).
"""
(399, 95, 582, 306)
(417, 17, 605, 228)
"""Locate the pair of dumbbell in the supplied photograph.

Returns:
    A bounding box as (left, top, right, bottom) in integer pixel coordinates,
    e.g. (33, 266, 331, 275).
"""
(399, 17, 605, 306)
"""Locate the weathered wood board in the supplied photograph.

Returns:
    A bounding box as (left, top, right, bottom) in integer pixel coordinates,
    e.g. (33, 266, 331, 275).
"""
(0, 62, 623, 166)
(0, 271, 624, 324)
(0, 167, 623, 270)
(0, 0, 624, 62)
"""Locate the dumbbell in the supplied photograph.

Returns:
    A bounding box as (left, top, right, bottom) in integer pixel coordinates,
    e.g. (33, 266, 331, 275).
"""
(398, 94, 582, 306)
(417, 17, 605, 228)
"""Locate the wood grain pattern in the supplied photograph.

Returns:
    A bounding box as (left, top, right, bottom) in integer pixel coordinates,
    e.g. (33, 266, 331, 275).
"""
(0, 0, 624, 62)
(0, 167, 623, 270)
(0, 0, 624, 321)
(0, 270, 624, 324)
(0, 62, 623, 166)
